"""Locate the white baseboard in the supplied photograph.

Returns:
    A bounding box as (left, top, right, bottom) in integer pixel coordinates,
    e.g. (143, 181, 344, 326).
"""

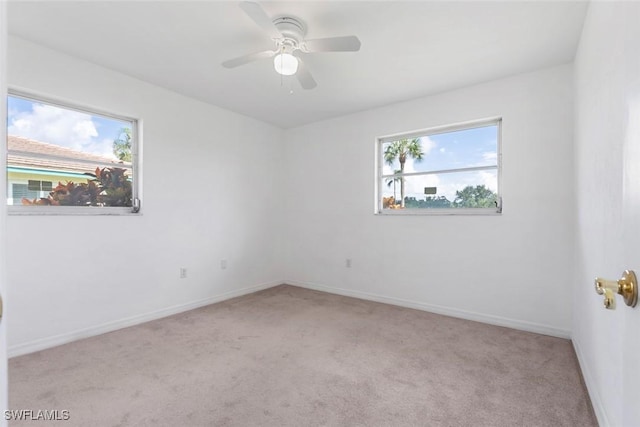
(10, 279, 571, 358)
(572, 337, 607, 426)
(8, 281, 282, 358)
(286, 280, 571, 339)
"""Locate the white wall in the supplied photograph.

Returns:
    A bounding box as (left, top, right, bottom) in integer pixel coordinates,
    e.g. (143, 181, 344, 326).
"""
(4, 35, 576, 357)
(6, 37, 284, 356)
(283, 65, 575, 337)
(573, 3, 640, 426)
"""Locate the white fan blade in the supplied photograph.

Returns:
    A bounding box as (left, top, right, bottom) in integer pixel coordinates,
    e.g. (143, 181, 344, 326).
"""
(239, 2, 282, 40)
(222, 50, 276, 68)
(303, 35, 361, 53)
(296, 58, 317, 90)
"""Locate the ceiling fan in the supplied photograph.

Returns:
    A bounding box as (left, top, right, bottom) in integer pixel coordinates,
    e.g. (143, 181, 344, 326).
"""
(222, 1, 361, 90)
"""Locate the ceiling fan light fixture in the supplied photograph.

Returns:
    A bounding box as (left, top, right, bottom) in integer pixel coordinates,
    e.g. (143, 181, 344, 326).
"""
(224, 2, 360, 89)
(274, 53, 298, 76)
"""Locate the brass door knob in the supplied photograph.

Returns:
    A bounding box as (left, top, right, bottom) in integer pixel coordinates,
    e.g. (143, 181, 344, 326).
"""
(595, 270, 638, 310)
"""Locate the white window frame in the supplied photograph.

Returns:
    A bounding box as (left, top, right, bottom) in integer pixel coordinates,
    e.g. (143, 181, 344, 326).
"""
(7, 89, 141, 216)
(375, 117, 502, 216)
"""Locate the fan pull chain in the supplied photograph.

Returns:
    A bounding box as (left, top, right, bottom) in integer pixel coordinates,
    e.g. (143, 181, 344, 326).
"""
(279, 47, 284, 88)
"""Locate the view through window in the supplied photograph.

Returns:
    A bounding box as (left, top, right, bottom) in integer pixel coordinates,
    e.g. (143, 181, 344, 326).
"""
(7, 93, 138, 212)
(378, 119, 501, 213)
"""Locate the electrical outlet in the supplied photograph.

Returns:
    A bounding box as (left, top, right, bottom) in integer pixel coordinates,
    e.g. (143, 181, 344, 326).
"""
(180, 268, 187, 279)
(346, 258, 352, 268)
(221, 259, 228, 270)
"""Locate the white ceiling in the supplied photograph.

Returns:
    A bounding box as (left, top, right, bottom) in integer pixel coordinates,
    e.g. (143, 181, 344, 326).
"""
(8, 1, 588, 129)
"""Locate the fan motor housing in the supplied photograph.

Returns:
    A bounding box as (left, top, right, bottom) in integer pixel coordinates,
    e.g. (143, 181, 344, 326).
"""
(272, 16, 306, 44)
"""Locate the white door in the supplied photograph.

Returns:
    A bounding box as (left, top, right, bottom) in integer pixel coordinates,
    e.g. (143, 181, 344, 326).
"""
(0, 2, 8, 426)
(621, 48, 640, 425)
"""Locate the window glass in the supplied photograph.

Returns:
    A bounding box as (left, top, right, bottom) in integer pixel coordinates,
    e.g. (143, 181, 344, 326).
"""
(7, 93, 138, 212)
(378, 120, 500, 213)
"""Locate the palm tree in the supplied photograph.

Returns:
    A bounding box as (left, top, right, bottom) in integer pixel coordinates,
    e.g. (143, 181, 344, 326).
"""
(383, 138, 424, 207)
(113, 128, 132, 162)
(385, 169, 402, 203)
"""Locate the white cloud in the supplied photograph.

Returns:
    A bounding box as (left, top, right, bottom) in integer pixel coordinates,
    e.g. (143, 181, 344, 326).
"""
(403, 174, 441, 199)
(439, 147, 446, 153)
(482, 152, 497, 162)
(420, 136, 436, 156)
(73, 120, 99, 140)
(480, 171, 498, 193)
(8, 103, 116, 159)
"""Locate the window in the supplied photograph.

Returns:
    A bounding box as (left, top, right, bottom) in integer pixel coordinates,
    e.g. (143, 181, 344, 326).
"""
(7, 92, 139, 214)
(377, 118, 501, 214)
(10, 183, 39, 206)
(28, 180, 53, 192)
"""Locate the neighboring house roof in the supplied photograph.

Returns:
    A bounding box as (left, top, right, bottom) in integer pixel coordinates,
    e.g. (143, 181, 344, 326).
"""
(8, 135, 130, 175)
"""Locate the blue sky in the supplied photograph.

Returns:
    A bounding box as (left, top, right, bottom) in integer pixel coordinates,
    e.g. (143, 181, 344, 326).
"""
(7, 95, 131, 159)
(382, 124, 498, 202)
(382, 125, 498, 173)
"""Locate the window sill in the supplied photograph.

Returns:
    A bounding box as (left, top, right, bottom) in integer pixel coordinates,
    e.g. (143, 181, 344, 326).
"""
(376, 208, 501, 216)
(8, 206, 141, 216)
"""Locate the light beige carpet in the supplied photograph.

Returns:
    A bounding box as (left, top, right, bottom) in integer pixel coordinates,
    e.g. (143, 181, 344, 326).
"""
(9, 285, 596, 426)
